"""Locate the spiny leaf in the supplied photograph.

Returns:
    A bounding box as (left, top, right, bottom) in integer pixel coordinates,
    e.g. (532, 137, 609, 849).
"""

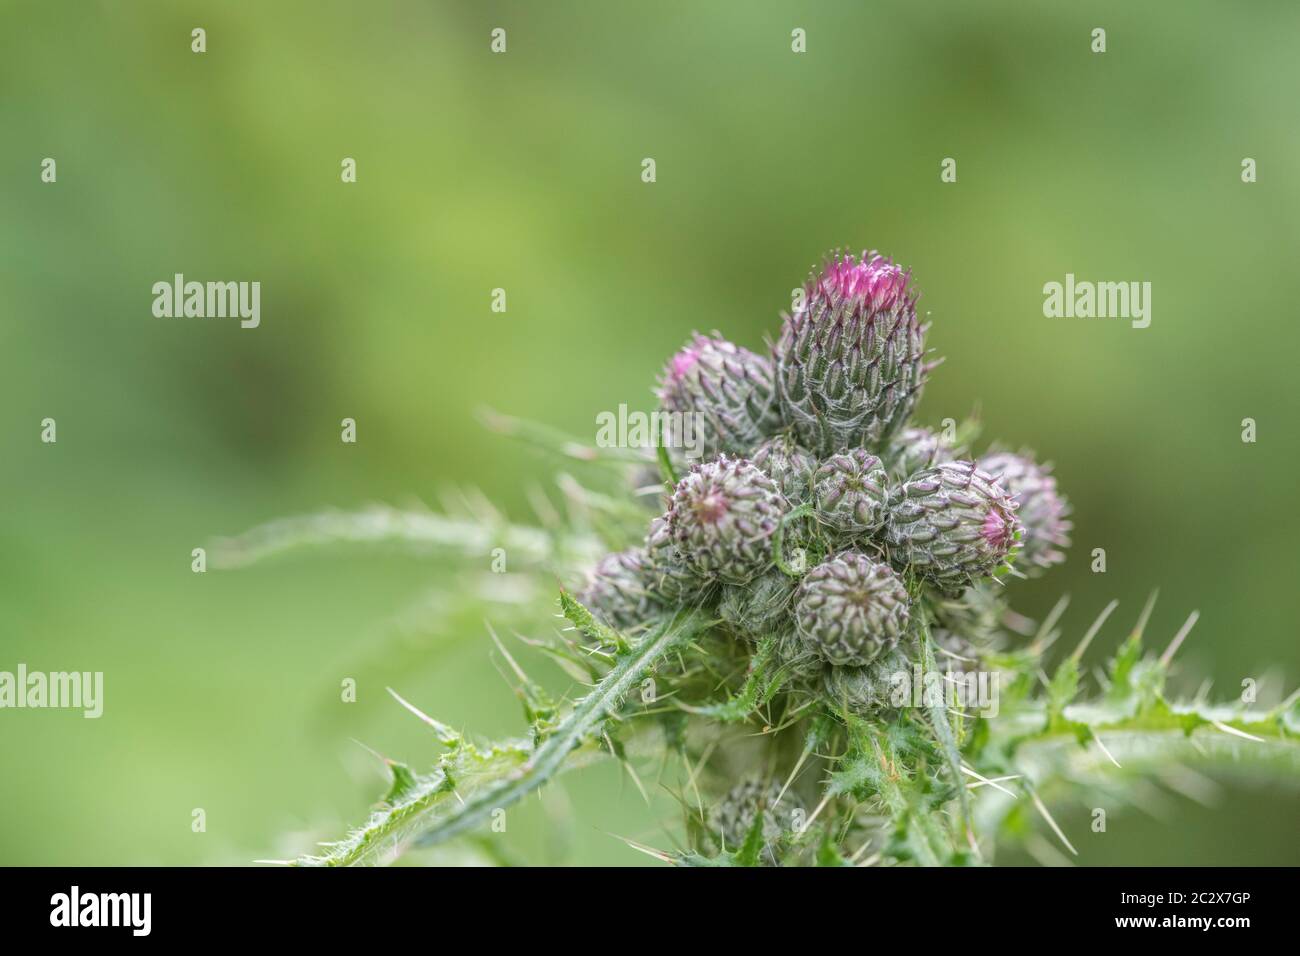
(1108, 633, 1144, 700)
(655, 419, 679, 486)
(478, 406, 643, 465)
(383, 761, 418, 805)
(559, 589, 628, 652)
(386, 687, 462, 748)
(1046, 657, 1081, 731)
(816, 833, 851, 867)
(734, 809, 770, 867)
(677, 634, 783, 722)
(209, 502, 597, 571)
(297, 609, 707, 866)
(408, 609, 708, 851)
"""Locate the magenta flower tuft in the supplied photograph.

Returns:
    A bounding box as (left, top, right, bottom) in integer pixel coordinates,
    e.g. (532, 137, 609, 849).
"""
(981, 507, 1016, 553)
(820, 253, 913, 312)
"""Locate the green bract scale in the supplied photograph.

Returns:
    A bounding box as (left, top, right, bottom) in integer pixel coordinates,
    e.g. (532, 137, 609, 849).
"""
(751, 433, 817, 504)
(978, 451, 1071, 576)
(772, 627, 829, 681)
(885, 460, 1022, 590)
(643, 515, 712, 603)
(929, 581, 1011, 649)
(775, 252, 930, 456)
(813, 448, 890, 538)
(793, 552, 910, 666)
(710, 778, 786, 850)
(666, 457, 788, 585)
(658, 333, 781, 460)
(719, 568, 797, 637)
(822, 645, 912, 716)
(575, 548, 661, 631)
(887, 425, 957, 480)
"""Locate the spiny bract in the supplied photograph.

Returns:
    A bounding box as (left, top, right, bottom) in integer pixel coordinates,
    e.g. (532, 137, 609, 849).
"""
(887, 424, 958, 479)
(719, 568, 797, 637)
(751, 432, 817, 503)
(709, 778, 787, 851)
(812, 448, 890, 539)
(658, 333, 781, 459)
(822, 645, 912, 716)
(643, 515, 712, 603)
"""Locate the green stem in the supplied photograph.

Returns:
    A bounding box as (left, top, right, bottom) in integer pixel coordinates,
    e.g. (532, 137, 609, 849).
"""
(413, 608, 707, 848)
(299, 608, 709, 866)
(916, 610, 976, 857)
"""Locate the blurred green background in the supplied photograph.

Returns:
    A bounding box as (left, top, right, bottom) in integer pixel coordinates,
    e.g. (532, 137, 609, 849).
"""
(2, 1, 1298, 866)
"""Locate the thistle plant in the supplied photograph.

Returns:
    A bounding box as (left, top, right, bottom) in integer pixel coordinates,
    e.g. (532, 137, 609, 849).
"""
(215, 249, 1300, 867)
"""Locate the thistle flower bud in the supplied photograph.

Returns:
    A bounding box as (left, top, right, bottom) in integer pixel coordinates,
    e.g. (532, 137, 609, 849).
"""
(643, 515, 712, 604)
(751, 433, 817, 503)
(822, 646, 911, 716)
(775, 251, 930, 455)
(710, 778, 786, 850)
(666, 457, 788, 585)
(813, 449, 890, 538)
(719, 568, 797, 637)
(885, 461, 1022, 590)
(658, 333, 781, 460)
(575, 548, 661, 631)
(978, 451, 1071, 575)
(887, 425, 958, 479)
(793, 552, 910, 666)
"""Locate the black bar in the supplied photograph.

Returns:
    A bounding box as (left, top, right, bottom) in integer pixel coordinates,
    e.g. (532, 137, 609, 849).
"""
(0, 866, 1286, 942)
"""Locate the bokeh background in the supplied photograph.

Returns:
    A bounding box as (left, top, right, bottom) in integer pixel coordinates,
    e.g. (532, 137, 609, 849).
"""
(2, 1, 1298, 865)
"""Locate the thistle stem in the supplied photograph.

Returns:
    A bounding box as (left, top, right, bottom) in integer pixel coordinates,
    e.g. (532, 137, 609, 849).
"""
(413, 608, 708, 849)
(300, 608, 709, 865)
